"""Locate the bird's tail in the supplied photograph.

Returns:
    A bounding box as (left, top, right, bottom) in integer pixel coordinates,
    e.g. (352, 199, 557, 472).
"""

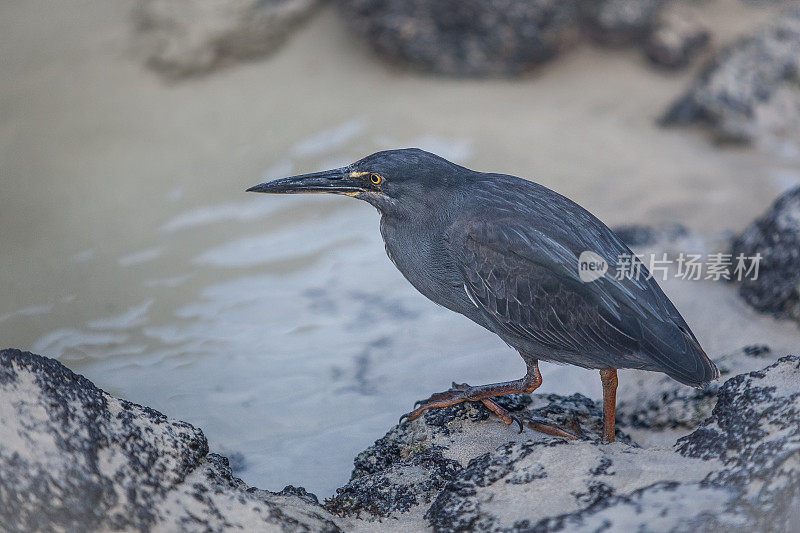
(670, 333, 719, 388)
(642, 320, 720, 388)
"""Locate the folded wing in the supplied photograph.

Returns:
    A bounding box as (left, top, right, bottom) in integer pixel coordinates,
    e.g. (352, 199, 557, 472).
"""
(445, 218, 718, 387)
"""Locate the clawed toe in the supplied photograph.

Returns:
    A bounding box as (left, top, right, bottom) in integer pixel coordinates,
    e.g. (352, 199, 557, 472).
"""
(402, 391, 470, 423)
(404, 385, 528, 433)
(403, 392, 578, 440)
(400, 366, 578, 440)
(525, 419, 579, 440)
(413, 383, 472, 408)
(480, 398, 520, 430)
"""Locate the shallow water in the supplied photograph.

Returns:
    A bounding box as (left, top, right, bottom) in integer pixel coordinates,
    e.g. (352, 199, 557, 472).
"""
(2, 1, 799, 496)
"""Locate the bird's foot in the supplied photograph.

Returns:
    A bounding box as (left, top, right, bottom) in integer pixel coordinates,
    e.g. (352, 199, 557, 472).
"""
(524, 419, 579, 440)
(480, 397, 524, 432)
(403, 382, 525, 428)
(401, 382, 577, 440)
(403, 388, 524, 432)
(412, 382, 470, 407)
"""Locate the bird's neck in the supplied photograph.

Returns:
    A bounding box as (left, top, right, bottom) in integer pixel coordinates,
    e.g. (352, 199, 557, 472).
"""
(379, 209, 451, 271)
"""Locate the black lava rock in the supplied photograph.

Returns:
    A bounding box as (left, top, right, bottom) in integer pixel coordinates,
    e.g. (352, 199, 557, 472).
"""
(730, 186, 800, 323)
(4, 348, 799, 531)
(338, 0, 581, 76)
(0, 349, 343, 532)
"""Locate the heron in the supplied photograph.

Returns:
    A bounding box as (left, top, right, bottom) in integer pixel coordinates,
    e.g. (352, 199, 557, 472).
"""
(247, 148, 718, 442)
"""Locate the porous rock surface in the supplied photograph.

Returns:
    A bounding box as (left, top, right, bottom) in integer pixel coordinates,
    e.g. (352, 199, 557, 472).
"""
(326, 393, 634, 521)
(2, 348, 799, 531)
(662, 7, 800, 145)
(133, 0, 320, 78)
(330, 351, 799, 532)
(615, 344, 777, 435)
(0, 349, 343, 533)
(730, 185, 800, 324)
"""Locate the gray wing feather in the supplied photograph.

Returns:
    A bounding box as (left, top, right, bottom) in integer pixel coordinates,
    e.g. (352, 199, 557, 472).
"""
(445, 218, 718, 386)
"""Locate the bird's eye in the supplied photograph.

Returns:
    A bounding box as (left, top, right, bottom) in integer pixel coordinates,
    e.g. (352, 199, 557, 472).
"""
(370, 174, 383, 185)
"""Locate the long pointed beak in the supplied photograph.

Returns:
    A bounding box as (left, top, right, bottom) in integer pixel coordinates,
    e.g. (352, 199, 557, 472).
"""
(246, 167, 365, 195)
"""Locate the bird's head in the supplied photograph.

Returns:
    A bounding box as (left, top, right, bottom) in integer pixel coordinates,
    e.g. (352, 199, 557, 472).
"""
(247, 148, 471, 219)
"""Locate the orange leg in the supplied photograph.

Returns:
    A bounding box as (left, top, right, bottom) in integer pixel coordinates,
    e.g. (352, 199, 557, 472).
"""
(600, 369, 618, 443)
(401, 361, 577, 440)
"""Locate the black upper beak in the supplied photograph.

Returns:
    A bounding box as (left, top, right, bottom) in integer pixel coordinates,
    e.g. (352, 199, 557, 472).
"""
(246, 168, 365, 195)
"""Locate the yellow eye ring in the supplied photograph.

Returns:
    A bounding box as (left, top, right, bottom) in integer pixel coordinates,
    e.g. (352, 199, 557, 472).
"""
(370, 173, 383, 185)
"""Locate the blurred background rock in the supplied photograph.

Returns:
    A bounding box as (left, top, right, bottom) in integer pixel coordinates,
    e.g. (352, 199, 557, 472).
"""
(134, 0, 323, 78)
(135, 0, 800, 148)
